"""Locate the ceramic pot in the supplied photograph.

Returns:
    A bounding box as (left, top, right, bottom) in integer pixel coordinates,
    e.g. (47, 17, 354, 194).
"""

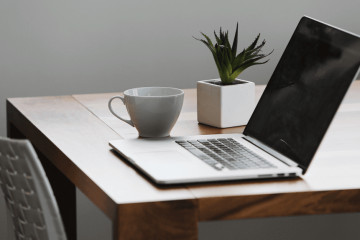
(197, 79, 255, 128)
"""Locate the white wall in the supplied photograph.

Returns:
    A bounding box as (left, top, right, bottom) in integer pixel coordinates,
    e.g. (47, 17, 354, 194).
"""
(1, 0, 360, 239)
(1, 0, 360, 136)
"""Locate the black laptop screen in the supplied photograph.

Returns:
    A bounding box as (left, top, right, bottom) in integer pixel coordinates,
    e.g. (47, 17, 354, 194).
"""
(244, 17, 360, 172)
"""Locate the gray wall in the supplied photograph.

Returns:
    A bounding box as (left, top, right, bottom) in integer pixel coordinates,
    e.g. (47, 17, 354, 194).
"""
(1, 0, 360, 239)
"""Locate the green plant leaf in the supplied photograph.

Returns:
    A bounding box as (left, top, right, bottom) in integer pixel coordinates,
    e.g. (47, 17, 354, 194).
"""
(214, 31, 221, 45)
(233, 57, 271, 75)
(232, 48, 246, 69)
(230, 60, 269, 80)
(233, 55, 269, 72)
(193, 37, 216, 54)
(220, 28, 226, 44)
(232, 23, 238, 60)
(215, 44, 224, 67)
(224, 32, 233, 61)
(201, 32, 215, 48)
(219, 57, 230, 82)
(220, 45, 226, 71)
(224, 46, 232, 74)
(194, 25, 273, 85)
(246, 34, 260, 51)
(193, 36, 223, 74)
(245, 49, 273, 62)
(245, 39, 266, 57)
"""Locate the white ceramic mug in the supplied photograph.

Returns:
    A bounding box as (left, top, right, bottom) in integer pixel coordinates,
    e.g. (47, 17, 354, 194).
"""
(108, 87, 184, 137)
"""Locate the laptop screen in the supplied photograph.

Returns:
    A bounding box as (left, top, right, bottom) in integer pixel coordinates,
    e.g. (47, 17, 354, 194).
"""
(244, 16, 360, 172)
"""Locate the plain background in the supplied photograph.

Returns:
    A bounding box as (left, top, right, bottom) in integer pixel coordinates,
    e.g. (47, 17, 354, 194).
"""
(1, 0, 360, 239)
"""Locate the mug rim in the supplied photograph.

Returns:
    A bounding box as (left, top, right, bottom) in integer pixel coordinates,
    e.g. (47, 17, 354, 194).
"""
(124, 87, 184, 97)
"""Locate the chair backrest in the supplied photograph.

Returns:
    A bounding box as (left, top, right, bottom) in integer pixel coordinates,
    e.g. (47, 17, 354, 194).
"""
(0, 137, 67, 240)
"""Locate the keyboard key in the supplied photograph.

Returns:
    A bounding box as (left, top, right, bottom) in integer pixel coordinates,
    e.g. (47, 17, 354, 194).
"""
(177, 138, 276, 171)
(214, 163, 224, 170)
(185, 147, 197, 151)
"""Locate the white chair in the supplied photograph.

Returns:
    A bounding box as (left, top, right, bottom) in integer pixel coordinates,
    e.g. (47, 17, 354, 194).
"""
(0, 137, 67, 240)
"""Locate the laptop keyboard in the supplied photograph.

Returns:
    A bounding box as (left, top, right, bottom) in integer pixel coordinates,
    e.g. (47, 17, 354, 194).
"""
(176, 138, 276, 171)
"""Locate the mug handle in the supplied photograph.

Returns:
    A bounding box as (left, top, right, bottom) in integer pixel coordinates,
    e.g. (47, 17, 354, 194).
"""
(108, 96, 134, 127)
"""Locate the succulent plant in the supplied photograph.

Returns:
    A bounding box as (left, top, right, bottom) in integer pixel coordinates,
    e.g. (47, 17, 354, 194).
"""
(194, 23, 273, 85)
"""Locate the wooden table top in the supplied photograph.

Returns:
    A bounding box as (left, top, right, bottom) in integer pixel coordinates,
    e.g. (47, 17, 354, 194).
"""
(7, 81, 360, 223)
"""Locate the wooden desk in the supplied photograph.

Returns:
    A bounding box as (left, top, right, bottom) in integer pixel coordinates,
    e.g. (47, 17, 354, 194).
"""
(6, 81, 360, 240)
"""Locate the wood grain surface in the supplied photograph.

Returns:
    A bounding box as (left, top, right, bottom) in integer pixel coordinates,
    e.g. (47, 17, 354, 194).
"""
(72, 86, 267, 139)
(7, 81, 360, 240)
(198, 189, 360, 221)
(73, 81, 360, 220)
(6, 96, 195, 219)
(114, 199, 198, 240)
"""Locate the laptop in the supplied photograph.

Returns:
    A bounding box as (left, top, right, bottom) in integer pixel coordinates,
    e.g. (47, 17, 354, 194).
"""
(109, 16, 360, 184)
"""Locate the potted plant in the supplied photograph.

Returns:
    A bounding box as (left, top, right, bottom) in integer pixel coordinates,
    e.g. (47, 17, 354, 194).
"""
(194, 23, 273, 128)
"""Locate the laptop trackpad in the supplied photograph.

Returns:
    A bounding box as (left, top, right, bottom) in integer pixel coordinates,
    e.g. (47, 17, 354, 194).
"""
(133, 151, 196, 182)
(133, 151, 191, 164)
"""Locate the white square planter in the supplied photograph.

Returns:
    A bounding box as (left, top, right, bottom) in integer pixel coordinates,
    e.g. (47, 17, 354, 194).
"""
(197, 79, 255, 128)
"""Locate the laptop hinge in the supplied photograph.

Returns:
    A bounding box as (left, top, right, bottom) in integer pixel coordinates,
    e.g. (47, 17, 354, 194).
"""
(243, 135, 305, 171)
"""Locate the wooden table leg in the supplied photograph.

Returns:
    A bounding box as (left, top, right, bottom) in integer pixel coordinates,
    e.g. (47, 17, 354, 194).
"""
(7, 122, 77, 240)
(113, 200, 198, 240)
